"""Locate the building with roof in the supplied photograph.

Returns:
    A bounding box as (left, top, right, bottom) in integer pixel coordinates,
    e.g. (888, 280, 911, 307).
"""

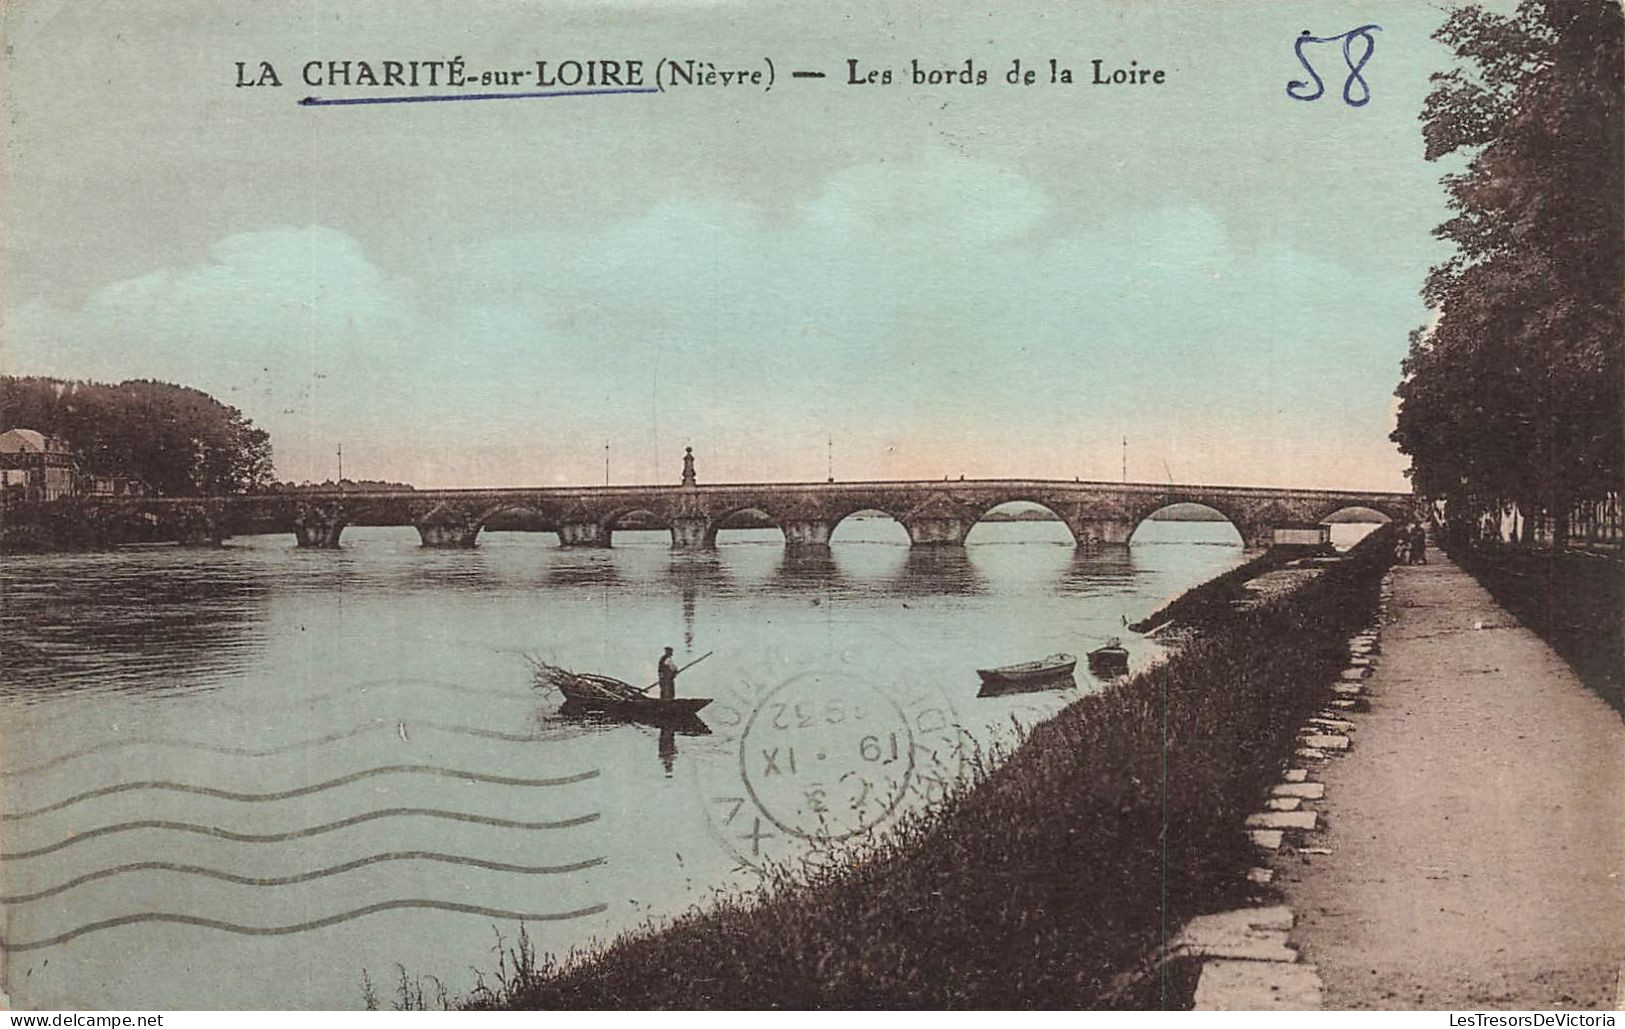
(0, 428, 78, 501)
(1271, 521, 1332, 548)
(84, 473, 151, 498)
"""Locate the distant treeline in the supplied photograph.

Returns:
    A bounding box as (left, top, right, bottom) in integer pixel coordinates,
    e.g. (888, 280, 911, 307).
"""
(1, 376, 274, 495)
(273, 480, 414, 493)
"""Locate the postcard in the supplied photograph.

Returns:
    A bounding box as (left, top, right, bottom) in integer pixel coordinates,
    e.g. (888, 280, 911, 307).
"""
(2, 0, 1619, 1013)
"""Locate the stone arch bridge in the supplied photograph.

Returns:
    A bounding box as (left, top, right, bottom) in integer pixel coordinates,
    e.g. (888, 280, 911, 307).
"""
(102, 477, 1413, 551)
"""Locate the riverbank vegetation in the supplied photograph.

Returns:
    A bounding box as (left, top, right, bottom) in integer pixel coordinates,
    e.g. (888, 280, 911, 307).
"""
(427, 531, 1394, 1009)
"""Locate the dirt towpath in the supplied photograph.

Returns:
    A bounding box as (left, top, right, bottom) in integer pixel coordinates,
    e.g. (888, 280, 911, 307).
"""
(1283, 551, 1624, 1009)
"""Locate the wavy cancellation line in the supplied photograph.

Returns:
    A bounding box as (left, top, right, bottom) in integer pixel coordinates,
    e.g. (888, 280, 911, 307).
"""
(0, 898, 612, 952)
(1, 764, 599, 821)
(2, 719, 568, 778)
(1, 852, 608, 905)
(1, 808, 601, 861)
(2, 674, 541, 735)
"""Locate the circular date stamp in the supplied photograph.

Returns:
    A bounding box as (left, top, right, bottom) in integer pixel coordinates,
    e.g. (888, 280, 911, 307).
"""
(696, 663, 972, 873)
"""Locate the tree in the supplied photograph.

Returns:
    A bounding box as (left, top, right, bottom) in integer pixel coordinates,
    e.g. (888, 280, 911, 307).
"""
(1393, 0, 1622, 546)
(0, 376, 275, 495)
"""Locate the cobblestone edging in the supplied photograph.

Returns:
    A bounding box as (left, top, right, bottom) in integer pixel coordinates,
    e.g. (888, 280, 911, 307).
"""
(1175, 568, 1396, 1010)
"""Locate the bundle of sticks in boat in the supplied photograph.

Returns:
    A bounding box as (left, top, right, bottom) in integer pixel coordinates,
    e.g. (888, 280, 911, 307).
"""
(526, 656, 643, 701)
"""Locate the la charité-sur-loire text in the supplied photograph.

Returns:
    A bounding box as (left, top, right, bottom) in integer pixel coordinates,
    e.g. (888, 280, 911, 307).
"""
(233, 56, 1165, 90)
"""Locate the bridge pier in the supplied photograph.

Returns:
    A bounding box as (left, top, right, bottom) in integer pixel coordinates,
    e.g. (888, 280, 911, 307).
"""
(416, 523, 481, 548)
(780, 519, 833, 548)
(669, 517, 711, 550)
(293, 508, 346, 549)
(903, 517, 972, 547)
(1073, 519, 1134, 547)
(558, 522, 609, 548)
(294, 524, 342, 548)
(176, 521, 228, 546)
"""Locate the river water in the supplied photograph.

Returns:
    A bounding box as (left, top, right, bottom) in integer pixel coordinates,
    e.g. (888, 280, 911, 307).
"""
(0, 518, 1272, 1008)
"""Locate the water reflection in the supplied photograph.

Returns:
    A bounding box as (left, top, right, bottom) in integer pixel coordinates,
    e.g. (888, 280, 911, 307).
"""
(0, 552, 271, 700)
(549, 703, 712, 777)
(544, 550, 628, 589)
(769, 548, 844, 592)
(975, 673, 1079, 699)
(0, 525, 1248, 705)
(890, 547, 984, 597)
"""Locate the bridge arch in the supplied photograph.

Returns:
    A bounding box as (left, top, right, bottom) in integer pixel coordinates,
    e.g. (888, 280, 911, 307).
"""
(964, 499, 1080, 545)
(1128, 501, 1246, 547)
(469, 503, 560, 546)
(1308, 500, 1407, 525)
(703, 505, 786, 547)
(1316, 505, 1393, 524)
(1315, 505, 1393, 551)
(829, 506, 911, 545)
(603, 506, 673, 546)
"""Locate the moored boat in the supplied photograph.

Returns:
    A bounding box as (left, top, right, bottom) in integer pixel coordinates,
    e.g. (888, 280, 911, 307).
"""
(976, 653, 1077, 688)
(1087, 638, 1131, 675)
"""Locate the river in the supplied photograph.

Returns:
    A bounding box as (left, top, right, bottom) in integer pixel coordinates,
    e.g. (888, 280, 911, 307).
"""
(0, 517, 1298, 1008)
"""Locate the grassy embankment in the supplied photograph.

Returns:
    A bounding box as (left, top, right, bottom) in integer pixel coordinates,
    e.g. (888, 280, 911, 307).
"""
(446, 531, 1393, 1009)
(1446, 541, 1623, 713)
(1126, 547, 1294, 634)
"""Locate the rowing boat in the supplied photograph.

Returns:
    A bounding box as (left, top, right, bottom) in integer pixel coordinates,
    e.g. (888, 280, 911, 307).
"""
(1087, 639, 1131, 675)
(976, 653, 1077, 688)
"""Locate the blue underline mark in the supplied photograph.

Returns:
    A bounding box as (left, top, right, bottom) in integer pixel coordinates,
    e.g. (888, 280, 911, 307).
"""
(299, 86, 660, 107)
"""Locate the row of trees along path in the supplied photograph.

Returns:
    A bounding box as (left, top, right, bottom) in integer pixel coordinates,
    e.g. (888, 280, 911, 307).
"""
(1391, 0, 1621, 548)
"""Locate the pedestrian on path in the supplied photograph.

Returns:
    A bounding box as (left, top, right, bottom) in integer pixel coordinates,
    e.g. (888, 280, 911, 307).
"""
(1409, 522, 1427, 564)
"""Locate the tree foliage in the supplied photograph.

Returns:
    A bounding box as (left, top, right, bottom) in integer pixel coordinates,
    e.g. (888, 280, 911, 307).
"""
(1393, 0, 1622, 542)
(0, 376, 275, 495)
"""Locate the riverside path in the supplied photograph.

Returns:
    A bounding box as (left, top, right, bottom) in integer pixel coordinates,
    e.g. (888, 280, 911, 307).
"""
(1282, 550, 1625, 1008)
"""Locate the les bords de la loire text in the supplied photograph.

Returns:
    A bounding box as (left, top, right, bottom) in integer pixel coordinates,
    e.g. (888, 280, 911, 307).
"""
(234, 55, 1168, 91)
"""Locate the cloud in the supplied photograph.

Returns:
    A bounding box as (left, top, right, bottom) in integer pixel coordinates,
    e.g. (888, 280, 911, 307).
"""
(4, 153, 1418, 488)
(11, 225, 420, 410)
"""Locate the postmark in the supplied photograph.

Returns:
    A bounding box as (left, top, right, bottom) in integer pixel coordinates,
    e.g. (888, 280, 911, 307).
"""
(697, 662, 973, 872)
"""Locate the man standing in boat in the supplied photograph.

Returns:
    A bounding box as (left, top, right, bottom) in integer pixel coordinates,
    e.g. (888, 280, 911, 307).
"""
(657, 646, 679, 701)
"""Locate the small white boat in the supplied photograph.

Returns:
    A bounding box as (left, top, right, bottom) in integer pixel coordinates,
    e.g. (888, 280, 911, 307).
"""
(976, 653, 1077, 688)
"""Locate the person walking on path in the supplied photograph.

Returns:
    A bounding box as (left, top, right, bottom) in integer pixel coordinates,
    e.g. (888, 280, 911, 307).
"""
(1408, 522, 1427, 564)
(1281, 549, 1623, 1008)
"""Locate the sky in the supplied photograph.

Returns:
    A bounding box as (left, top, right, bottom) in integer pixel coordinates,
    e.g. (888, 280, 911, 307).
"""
(1, 0, 1481, 490)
